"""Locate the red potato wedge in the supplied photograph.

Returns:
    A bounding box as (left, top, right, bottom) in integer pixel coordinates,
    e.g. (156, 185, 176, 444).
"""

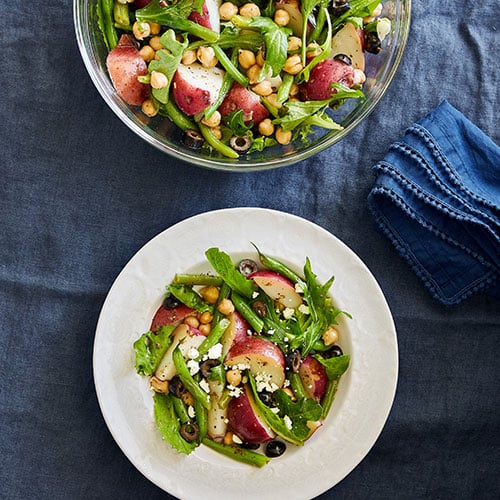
(227, 384, 275, 444)
(150, 303, 196, 333)
(189, 0, 221, 32)
(248, 270, 303, 309)
(106, 34, 149, 106)
(172, 62, 225, 115)
(331, 22, 366, 71)
(224, 336, 286, 388)
(221, 311, 252, 357)
(218, 83, 270, 126)
(155, 324, 205, 381)
(299, 58, 355, 101)
(131, 0, 152, 8)
(299, 355, 328, 402)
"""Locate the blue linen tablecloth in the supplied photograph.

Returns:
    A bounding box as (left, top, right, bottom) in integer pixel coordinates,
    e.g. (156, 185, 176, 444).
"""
(1, 1, 499, 499)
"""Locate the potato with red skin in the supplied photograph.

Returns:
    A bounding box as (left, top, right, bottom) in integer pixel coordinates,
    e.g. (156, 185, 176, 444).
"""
(227, 384, 275, 444)
(298, 355, 328, 402)
(221, 311, 252, 356)
(131, 0, 152, 9)
(248, 270, 303, 309)
(299, 58, 355, 101)
(172, 62, 225, 115)
(149, 303, 196, 333)
(106, 34, 149, 106)
(218, 83, 270, 126)
(188, 0, 221, 32)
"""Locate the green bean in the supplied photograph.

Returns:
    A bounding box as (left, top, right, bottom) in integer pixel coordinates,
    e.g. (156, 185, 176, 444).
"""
(321, 378, 339, 419)
(163, 99, 197, 131)
(173, 274, 223, 287)
(212, 282, 231, 325)
(204, 72, 233, 120)
(289, 372, 308, 401)
(201, 438, 269, 467)
(194, 399, 208, 440)
(172, 396, 190, 424)
(99, 0, 118, 50)
(251, 243, 303, 283)
(212, 45, 249, 88)
(197, 318, 230, 360)
(232, 292, 264, 333)
(172, 347, 211, 410)
(113, 0, 130, 28)
(276, 73, 294, 105)
(199, 123, 239, 159)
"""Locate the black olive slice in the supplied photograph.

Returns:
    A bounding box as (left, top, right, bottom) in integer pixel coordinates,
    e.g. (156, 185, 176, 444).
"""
(183, 129, 204, 149)
(180, 422, 199, 442)
(238, 259, 259, 276)
(162, 295, 180, 309)
(168, 375, 185, 398)
(265, 440, 286, 458)
(334, 53, 352, 66)
(365, 32, 382, 54)
(200, 358, 220, 378)
(285, 350, 301, 373)
(252, 300, 267, 318)
(230, 135, 251, 153)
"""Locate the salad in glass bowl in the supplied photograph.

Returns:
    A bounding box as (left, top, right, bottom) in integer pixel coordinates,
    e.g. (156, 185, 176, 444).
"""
(133, 245, 350, 466)
(97, 0, 392, 159)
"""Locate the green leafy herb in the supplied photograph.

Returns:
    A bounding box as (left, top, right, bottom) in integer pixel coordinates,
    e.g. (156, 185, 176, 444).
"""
(205, 248, 256, 298)
(223, 110, 253, 136)
(133, 325, 176, 376)
(167, 284, 212, 313)
(153, 393, 198, 454)
(314, 354, 350, 380)
(274, 100, 341, 133)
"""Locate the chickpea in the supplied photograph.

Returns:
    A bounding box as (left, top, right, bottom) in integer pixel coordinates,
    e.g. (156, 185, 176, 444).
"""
(200, 285, 219, 304)
(275, 126, 292, 145)
(211, 126, 223, 140)
(246, 64, 263, 84)
(201, 110, 221, 128)
(219, 2, 238, 21)
(364, 2, 383, 23)
(353, 68, 367, 85)
(184, 315, 200, 329)
(287, 36, 302, 52)
(223, 431, 234, 445)
(306, 42, 322, 58)
(141, 98, 158, 117)
(289, 82, 299, 96)
(149, 22, 162, 35)
(150, 70, 168, 89)
(256, 49, 265, 67)
(322, 326, 339, 346)
(252, 80, 273, 96)
(258, 118, 274, 136)
(181, 391, 195, 407)
(139, 45, 155, 62)
(274, 8, 290, 26)
(199, 323, 211, 336)
(266, 93, 282, 109)
(226, 369, 242, 386)
(150, 376, 169, 393)
(283, 54, 303, 75)
(199, 311, 214, 324)
(181, 49, 197, 65)
(197, 46, 218, 68)
(217, 298, 235, 316)
(238, 49, 256, 70)
(132, 21, 150, 41)
(150, 35, 163, 51)
(239, 3, 260, 17)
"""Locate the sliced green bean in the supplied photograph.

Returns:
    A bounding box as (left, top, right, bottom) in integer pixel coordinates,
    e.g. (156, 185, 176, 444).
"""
(201, 437, 270, 467)
(197, 318, 230, 360)
(194, 399, 208, 440)
(98, 0, 118, 50)
(173, 347, 211, 410)
(213, 282, 231, 325)
(289, 372, 308, 401)
(173, 274, 223, 287)
(199, 123, 239, 159)
(321, 378, 339, 419)
(232, 292, 264, 333)
(113, 0, 130, 28)
(252, 243, 303, 283)
(172, 396, 190, 424)
(212, 45, 249, 87)
(163, 99, 198, 131)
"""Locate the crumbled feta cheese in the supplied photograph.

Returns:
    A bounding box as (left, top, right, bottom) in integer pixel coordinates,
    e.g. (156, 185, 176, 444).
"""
(283, 415, 293, 430)
(232, 434, 243, 444)
(283, 379, 290, 388)
(295, 281, 306, 293)
(187, 347, 199, 359)
(187, 359, 200, 376)
(207, 342, 223, 359)
(270, 407, 280, 414)
(252, 291, 260, 299)
(246, 329, 253, 336)
(255, 373, 279, 393)
(232, 363, 250, 371)
(199, 379, 210, 394)
(227, 384, 243, 397)
(188, 405, 196, 419)
(283, 307, 295, 319)
(298, 304, 310, 315)
(267, 329, 275, 335)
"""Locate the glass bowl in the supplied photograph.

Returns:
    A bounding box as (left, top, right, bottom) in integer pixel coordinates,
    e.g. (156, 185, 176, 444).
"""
(74, 1, 411, 171)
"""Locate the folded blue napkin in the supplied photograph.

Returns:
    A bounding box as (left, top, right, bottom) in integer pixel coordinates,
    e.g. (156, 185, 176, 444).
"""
(368, 100, 500, 305)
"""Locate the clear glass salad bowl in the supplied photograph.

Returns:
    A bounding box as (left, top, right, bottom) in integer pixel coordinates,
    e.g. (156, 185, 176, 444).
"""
(74, 0, 411, 171)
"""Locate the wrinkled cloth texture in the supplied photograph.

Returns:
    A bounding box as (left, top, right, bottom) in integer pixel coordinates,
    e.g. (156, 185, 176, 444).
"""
(368, 100, 500, 305)
(1, 1, 499, 500)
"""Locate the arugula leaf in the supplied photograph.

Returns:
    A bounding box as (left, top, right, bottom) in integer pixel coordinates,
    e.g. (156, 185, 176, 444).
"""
(167, 284, 212, 313)
(153, 393, 198, 454)
(273, 100, 337, 132)
(148, 30, 188, 104)
(223, 109, 253, 136)
(331, 0, 382, 30)
(205, 248, 256, 298)
(133, 325, 176, 376)
(272, 390, 323, 440)
(314, 354, 350, 379)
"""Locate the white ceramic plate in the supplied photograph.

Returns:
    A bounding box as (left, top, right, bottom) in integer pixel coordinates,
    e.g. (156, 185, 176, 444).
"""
(94, 207, 398, 499)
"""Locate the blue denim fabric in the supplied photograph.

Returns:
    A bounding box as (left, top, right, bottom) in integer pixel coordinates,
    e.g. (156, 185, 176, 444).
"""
(368, 101, 500, 305)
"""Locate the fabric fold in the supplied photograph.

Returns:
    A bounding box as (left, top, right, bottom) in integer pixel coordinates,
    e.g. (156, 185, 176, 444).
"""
(368, 100, 500, 305)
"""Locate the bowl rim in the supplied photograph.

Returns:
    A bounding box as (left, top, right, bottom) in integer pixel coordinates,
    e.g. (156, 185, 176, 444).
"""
(73, 0, 412, 171)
